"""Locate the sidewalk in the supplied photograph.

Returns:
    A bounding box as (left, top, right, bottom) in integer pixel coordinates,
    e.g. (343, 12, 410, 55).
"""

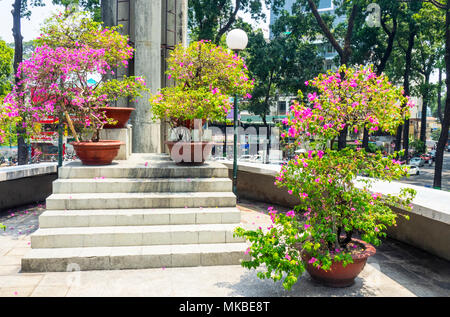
(0, 200, 449, 297)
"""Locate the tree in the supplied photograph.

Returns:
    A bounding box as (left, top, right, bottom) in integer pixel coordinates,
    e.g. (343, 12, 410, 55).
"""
(241, 9, 323, 125)
(11, 0, 45, 165)
(411, 3, 445, 143)
(188, 0, 286, 43)
(52, 0, 101, 21)
(0, 39, 14, 98)
(423, 0, 450, 189)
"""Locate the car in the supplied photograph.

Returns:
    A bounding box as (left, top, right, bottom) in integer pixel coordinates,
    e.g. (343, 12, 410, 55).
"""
(428, 150, 436, 161)
(239, 155, 253, 162)
(407, 165, 420, 175)
(448, 144, 450, 152)
(409, 157, 425, 167)
(420, 154, 433, 165)
(250, 155, 263, 162)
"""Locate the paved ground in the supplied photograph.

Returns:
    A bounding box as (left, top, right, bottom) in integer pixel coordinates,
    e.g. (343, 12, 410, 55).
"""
(398, 152, 450, 192)
(0, 200, 449, 297)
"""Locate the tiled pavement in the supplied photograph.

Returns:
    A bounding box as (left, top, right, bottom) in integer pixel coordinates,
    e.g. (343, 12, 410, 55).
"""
(0, 200, 449, 297)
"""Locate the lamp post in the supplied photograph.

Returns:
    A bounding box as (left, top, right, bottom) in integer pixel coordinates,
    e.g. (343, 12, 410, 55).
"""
(226, 29, 248, 197)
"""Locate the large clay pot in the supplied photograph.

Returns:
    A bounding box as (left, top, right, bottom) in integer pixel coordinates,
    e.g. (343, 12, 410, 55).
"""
(71, 140, 124, 165)
(165, 141, 213, 165)
(102, 107, 135, 129)
(172, 118, 207, 129)
(302, 238, 376, 288)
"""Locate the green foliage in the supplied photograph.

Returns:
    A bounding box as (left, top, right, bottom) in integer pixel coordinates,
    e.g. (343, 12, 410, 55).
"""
(52, 0, 101, 21)
(149, 40, 253, 127)
(240, 10, 323, 124)
(0, 40, 14, 98)
(35, 10, 130, 69)
(410, 138, 426, 154)
(431, 128, 441, 142)
(188, 0, 286, 43)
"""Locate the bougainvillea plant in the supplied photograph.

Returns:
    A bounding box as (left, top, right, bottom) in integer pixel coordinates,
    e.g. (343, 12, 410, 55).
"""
(149, 40, 253, 140)
(234, 65, 417, 290)
(4, 11, 146, 142)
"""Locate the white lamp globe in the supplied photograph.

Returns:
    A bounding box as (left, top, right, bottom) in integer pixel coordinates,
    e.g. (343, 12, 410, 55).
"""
(226, 29, 248, 51)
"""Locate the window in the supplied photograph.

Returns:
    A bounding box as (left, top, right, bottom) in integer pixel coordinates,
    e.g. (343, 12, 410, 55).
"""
(278, 101, 287, 115)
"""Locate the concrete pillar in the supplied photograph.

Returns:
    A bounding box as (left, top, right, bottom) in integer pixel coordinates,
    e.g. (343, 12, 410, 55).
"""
(101, 0, 117, 27)
(131, 0, 162, 153)
(178, 0, 188, 47)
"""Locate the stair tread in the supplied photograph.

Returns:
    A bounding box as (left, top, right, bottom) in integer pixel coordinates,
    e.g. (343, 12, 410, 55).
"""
(23, 242, 250, 259)
(41, 207, 240, 216)
(33, 223, 242, 235)
(47, 192, 236, 198)
(54, 178, 232, 182)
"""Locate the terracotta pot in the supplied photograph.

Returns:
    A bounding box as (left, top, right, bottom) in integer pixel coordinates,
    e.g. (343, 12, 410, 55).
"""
(165, 141, 213, 165)
(101, 107, 135, 129)
(71, 140, 124, 166)
(172, 118, 207, 129)
(302, 238, 376, 288)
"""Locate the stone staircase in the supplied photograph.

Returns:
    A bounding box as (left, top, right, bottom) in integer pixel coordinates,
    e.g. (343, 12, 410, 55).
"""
(21, 154, 248, 272)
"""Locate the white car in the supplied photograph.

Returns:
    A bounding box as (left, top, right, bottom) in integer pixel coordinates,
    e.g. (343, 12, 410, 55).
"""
(239, 155, 253, 162)
(407, 165, 420, 175)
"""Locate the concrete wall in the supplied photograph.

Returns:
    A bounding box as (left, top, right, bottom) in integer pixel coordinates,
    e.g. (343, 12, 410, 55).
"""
(224, 162, 450, 261)
(0, 164, 58, 211)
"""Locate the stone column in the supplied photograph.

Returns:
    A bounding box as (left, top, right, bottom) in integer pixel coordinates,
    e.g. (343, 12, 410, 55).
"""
(132, 0, 162, 153)
(101, 0, 117, 27)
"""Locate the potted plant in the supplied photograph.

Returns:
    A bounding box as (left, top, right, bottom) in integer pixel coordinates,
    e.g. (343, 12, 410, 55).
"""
(149, 40, 253, 165)
(234, 65, 417, 289)
(5, 11, 146, 165)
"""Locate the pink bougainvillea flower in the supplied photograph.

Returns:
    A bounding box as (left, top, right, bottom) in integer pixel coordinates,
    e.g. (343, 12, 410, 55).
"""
(286, 210, 295, 218)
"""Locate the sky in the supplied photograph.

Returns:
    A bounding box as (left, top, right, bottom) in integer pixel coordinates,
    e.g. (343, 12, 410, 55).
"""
(0, 0, 63, 44)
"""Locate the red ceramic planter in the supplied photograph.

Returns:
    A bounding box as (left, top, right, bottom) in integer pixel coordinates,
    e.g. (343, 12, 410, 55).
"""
(172, 118, 207, 129)
(165, 141, 213, 165)
(71, 140, 124, 165)
(102, 107, 135, 129)
(302, 238, 376, 288)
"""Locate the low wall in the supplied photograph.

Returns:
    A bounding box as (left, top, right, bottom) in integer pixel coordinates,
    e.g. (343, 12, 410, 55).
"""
(223, 161, 450, 262)
(0, 163, 58, 211)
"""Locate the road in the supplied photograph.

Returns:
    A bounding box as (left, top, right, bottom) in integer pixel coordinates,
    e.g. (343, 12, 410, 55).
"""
(398, 151, 450, 192)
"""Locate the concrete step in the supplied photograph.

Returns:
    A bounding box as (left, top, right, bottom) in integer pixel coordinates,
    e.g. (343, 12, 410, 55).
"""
(39, 208, 241, 228)
(21, 243, 250, 272)
(58, 161, 229, 179)
(45, 192, 236, 210)
(52, 178, 232, 194)
(30, 224, 246, 248)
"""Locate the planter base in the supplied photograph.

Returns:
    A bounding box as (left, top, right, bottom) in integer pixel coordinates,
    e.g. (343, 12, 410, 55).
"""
(303, 238, 376, 288)
(101, 107, 135, 129)
(71, 140, 124, 166)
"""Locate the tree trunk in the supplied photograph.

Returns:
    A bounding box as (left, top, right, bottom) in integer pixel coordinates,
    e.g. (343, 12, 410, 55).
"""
(402, 28, 416, 161)
(420, 73, 430, 143)
(362, 128, 369, 150)
(437, 67, 443, 124)
(394, 124, 402, 152)
(433, 3, 450, 189)
(12, 0, 28, 166)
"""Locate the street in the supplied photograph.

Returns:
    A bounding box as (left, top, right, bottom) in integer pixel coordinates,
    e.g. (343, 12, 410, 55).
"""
(399, 151, 450, 192)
